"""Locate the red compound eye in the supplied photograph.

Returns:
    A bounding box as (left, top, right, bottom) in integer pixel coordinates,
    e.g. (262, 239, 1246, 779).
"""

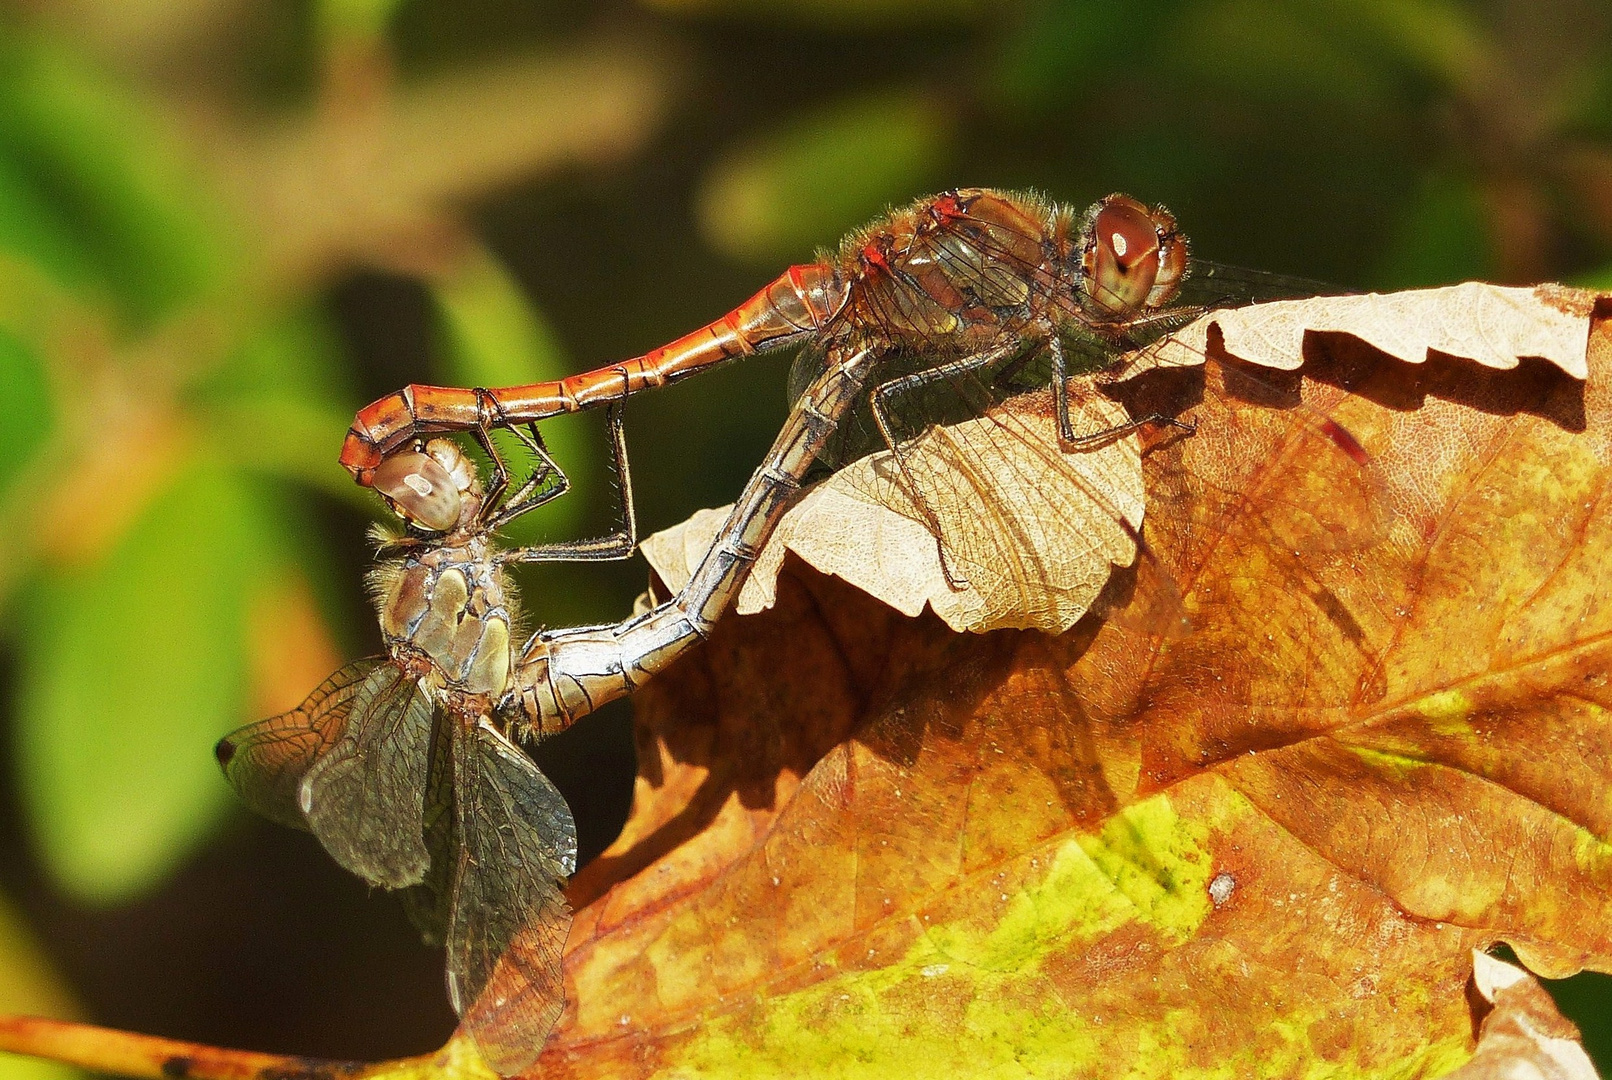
(1081, 194, 1188, 314)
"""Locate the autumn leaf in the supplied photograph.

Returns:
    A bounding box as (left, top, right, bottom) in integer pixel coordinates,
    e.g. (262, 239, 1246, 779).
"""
(1132, 281, 1593, 379)
(539, 291, 1612, 1076)
(645, 284, 1597, 638)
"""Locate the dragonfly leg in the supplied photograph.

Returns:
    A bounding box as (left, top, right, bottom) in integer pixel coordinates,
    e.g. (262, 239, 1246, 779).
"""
(469, 389, 574, 527)
(870, 343, 1017, 590)
(482, 371, 636, 530)
(1049, 333, 1078, 443)
(1061, 410, 1197, 451)
(1092, 303, 1215, 382)
(495, 402, 639, 564)
(481, 420, 572, 529)
(1104, 303, 1208, 337)
(1048, 326, 1197, 449)
(471, 389, 515, 518)
(508, 348, 876, 736)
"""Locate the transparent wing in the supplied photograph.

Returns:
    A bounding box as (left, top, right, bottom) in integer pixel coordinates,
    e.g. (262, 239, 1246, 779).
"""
(1175, 260, 1340, 311)
(298, 661, 435, 890)
(447, 717, 576, 1076)
(215, 658, 387, 832)
(400, 717, 456, 947)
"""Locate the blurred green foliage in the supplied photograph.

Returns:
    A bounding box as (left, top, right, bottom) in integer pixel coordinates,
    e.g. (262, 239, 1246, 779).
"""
(18, 464, 290, 901)
(697, 91, 951, 262)
(0, 0, 1607, 1068)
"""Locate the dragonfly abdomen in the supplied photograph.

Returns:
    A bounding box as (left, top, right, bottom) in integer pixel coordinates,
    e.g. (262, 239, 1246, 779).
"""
(340, 264, 847, 483)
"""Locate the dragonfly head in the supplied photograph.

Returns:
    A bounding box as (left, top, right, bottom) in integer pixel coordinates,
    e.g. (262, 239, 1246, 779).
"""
(1078, 194, 1189, 317)
(373, 439, 482, 533)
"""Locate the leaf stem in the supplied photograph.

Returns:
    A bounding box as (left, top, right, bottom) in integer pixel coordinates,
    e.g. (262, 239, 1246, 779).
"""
(0, 1015, 362, 1080)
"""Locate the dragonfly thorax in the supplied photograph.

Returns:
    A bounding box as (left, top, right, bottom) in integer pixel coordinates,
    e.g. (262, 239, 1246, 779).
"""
(374, 540, 514, 698)
(823, 189, 1193, 363)
(832, 188, 1067, 354)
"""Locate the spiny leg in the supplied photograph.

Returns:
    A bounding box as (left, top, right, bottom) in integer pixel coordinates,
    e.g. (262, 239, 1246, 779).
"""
(870, 342, 1017, 590)
(1061, 412, 1197, 451)
(471, 388, 516, 520)
(483, 420, 572, 529)
(1088, 302, 1209, 382)
(497, 401, 638, 564)
(1098, 303, 1207, 339)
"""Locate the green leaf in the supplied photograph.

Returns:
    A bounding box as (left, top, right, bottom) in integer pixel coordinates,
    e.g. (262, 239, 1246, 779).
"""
(696, 90, 950, 263)
(17, 462, 284, 904)
(1373, 173, 1494, 288)
(0, 39, 230, 323)
(1163, 0, 1398, 110)
(198, 397, 369, 506)
(190, 309, 362, 503)
(435, 250, 570, 391)
(0, 327, 52, 502)
(319, 0, 415, 39)
(0, 150, 95, 293)
(992, 0, 1185, 110)
(1575, 264, 1612, 291)
(196, 306, 354, 407)
(640, 0, 981, 25)
(1316, 0, 1496, 95)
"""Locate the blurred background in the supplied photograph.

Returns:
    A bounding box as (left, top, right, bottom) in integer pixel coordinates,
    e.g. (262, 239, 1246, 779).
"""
(0, 0, 1610, 1073)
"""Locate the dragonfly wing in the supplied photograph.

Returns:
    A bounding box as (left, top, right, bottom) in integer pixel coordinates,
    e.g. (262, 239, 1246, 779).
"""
(215, 658, 387, 832)
(400, 717, 457, 947)
(1175, 260, 1340, 310)
(299, 661, 435, 889)
(446, 717, 576, 1075)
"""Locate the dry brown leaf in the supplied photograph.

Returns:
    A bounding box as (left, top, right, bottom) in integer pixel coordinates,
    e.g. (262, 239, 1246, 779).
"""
(1443, 952, 1599, 1080)
(535, 303, 1612, 1078)
(643, 382, 1144, 635)
(1129, 282, 1595, 379)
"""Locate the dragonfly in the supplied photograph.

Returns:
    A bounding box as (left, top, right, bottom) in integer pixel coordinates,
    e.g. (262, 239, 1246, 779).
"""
(341, 191, 1200, 502)
(217, 190, 1372, 1069)
(339, 188, 1331, 584)
(214, 417, 641, 1074)
(216, 331, 879, 1069)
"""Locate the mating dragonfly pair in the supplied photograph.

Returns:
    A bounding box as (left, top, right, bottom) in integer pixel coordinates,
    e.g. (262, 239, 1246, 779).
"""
(217, 188, 1321, 1073)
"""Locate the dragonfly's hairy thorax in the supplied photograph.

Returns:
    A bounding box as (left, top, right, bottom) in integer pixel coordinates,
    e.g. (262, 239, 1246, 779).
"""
(374, 536, 515, 699)
(827, 188, 1082, 357)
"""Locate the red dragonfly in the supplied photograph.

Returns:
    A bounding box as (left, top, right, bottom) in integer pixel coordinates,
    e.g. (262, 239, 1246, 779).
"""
(218, 190, 1371, 1070)
(337, 190, 1331, 582)
(338, 190, 1239, 530)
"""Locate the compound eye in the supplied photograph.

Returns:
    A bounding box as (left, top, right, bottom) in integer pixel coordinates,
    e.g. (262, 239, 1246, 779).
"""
(373, 451, 462, 532)
(1143, 203, 1187, 308)
(1082, 195, 1164, 315)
